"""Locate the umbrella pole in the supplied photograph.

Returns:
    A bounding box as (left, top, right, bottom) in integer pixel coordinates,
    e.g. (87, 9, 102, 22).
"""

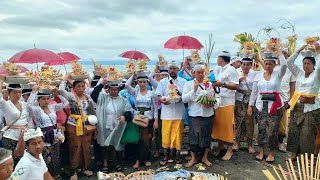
(183, 48, 185, 61)
(64, 64, 67, 73)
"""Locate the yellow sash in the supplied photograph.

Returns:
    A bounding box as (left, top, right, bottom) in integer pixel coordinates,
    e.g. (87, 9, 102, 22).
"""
(70, 114, 88, 136)
(290, 91, 317, 111)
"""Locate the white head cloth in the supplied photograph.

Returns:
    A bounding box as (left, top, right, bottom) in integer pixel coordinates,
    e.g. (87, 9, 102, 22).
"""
(193, 64, 205, 71)
(23, 128, 43, 141)
(0, 148, 12, 165)
(217, 51, 231, 57)
(230, 57, 241, 64)
(168, 61, 179, 68)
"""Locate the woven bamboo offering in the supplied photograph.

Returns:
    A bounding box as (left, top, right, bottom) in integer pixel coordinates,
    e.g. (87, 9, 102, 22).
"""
(263, 153, 320, 180)
(125, 170, 153, 180)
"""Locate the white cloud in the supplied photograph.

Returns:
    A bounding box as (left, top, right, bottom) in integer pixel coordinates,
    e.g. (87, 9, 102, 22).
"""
(0, 0, 319, 63)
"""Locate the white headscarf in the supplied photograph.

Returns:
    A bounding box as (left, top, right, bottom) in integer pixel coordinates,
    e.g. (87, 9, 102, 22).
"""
(0, 148, 12, 165)
(23, 128, 43, 141)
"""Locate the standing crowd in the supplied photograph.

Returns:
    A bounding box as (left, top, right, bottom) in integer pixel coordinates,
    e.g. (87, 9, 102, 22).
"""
(0, 42, 320, 180)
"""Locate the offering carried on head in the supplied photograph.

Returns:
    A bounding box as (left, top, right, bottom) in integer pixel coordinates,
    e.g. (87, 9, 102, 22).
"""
(70, 61, 88, 80)
(266, 38, 281, 53)
(2, 62, 30, 84)
(302, 36, 319, 57)
(136, 59, 148, 72)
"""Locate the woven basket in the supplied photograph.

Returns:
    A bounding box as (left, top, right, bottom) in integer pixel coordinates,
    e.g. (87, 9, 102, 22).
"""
(123, 73, 133, 79)
(109, 172, 126, 180)
(50, 80, 61, 86)
(70, 75, 88, 81)
(5, 76, 30, 84)
(125, 170, 153, 180)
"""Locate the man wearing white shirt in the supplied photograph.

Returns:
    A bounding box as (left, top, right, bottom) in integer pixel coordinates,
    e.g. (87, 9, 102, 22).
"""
(9, 128, 53, 180)
(277, 49, 296, 152)
(156, 61, 187, 165)
(212, 51, 240, 161)
(182, 63, 221, 168)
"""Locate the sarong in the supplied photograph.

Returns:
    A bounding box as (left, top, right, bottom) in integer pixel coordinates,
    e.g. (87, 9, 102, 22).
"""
(279, 109, 289, 136)
(67, 124, 94, 174)
(43, 143, 61, 176)
(316, 126, 320, 145)
(211, 105, 234, 145)
(234, 100, 253, 146)
(287, 104, 319, 154)
(162, 120, 184, 150)
(256, 102, 283, 150)
(189, 116, 213, 152)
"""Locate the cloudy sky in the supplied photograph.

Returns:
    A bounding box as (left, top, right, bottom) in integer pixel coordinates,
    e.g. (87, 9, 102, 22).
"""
(0, 0, 319, 63)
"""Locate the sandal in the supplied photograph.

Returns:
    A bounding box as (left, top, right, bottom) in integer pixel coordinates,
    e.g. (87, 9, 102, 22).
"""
(83, 170, 93, 177)
(70, 174, 78, 180)
(175, 158, 182, 164)
(55, 175, 63, 180)
(101, 166, 108, 173)
(266, 156, 275, 163)
(159, 160, 168, 166)
(116, 165, 123, 172)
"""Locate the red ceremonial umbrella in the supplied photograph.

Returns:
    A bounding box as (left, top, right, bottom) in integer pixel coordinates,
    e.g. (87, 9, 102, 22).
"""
(45, 52, 80, 66)
(0, 65, 29, 75)
(119, 50, 150, 60)
(9, 48, 62, 70)
(164, 35, 204, 60)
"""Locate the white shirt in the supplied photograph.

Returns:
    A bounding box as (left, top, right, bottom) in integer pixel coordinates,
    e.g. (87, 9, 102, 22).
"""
(235, 69, 261, 101)
(274, 65, 296, 102)
(28, 93, 69, 128)
(182, 80, 221, 117)
(9, 151, 48, 180)
(249, 55, 288, 112)
(155, 77, 187, 120)
(287, 52, 320, 113)
(215, 64, 240, 107)
(0, 93, 34, 141)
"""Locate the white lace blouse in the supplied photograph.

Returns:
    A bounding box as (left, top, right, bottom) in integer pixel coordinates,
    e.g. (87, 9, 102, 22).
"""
(287, 52, 320, 113)
(27, 93, 69, 128)
(249, 55, 288, 112)
(0, 93, 34, 141)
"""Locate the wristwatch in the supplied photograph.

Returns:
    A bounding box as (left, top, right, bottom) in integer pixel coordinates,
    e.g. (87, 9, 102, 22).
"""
(223, 82, 226, 87)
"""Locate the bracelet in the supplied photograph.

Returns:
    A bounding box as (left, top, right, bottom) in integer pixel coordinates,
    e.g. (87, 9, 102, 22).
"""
(223, 83, 226, 87)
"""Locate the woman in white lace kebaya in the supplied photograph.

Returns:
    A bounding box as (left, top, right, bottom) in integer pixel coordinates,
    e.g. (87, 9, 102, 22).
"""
(28, 86, 69, 179)
(125, 72, 158, 169)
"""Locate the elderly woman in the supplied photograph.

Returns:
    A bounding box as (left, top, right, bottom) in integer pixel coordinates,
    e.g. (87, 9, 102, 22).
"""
(0, 148, 14, 180)
(0, 79, 34, 163)
(126, 72, 158, 169)
(91, 77, 132, 173)
(233, 57, 260, 154)
(27, 86, 69, 179)
(247, 47, 287, 162)
(59, 73, 96, 179)
(182, 63, 221, 167)
(286, 44, 320, 160)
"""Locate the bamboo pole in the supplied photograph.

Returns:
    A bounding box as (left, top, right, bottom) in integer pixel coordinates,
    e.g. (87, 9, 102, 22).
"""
(289, 159, 297, 180)
(306, 153, 309, 180)
(263, 170, 276, 180)
(286, 161, 293, 180)
(272, 166, 283, 180)
(279, 164, 288, 180)
(316, 154, 320, 180)
(297, 156, 302, 180)
(301, 154, 306, 180)
(311, 154, 314, 180)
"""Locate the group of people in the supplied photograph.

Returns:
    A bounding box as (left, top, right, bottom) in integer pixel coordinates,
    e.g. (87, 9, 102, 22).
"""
(0, 43, 319, 180)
